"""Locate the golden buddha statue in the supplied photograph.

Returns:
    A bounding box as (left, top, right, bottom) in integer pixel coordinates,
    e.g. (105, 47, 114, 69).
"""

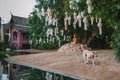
(71, 33, 78, 44)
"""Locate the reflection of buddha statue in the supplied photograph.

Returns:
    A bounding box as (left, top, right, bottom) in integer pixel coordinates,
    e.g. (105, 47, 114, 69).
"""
(71, 33, 78, 44)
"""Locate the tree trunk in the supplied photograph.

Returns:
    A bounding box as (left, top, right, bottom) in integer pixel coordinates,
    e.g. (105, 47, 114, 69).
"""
(87, 34, 95, 45)
(81, 34, 95, 46)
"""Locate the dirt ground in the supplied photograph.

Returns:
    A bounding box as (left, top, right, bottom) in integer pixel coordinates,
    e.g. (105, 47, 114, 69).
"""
(57, 43, 120, 80)
(50, 50, 120, 80)
(73, 50, 120, 80)
(8, 49, 120, 80)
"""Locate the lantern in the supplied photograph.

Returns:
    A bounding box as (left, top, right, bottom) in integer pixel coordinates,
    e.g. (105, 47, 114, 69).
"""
(83, 17, 88, 30)
(97, 18, 102, 35)
(41, 6, 45, 16)
(73, 12, 77, 29)
(81, 11, 84, 18)
(86, 0, 92, 14)
(64, 12, 68, 30)
(77, 12, 82, 27)
(91, 16, 94, 25)
(68, 16, 71, 25)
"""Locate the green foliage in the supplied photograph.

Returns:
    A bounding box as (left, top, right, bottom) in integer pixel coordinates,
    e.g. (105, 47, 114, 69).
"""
(29, 0, 120, 59)
(115, 48, 120, 61)
(38, 42, 58, 50)
(28, 0, 68, 49)
(111, 22, 120, 60)
(0, 42, 9, 51)
(0, 51, 15, 61)
(0, 34, 10, 51)
(27, 69, 46, 80)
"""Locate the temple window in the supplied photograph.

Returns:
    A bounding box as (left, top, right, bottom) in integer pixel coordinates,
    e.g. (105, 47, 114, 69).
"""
(13, 31, 17, 41)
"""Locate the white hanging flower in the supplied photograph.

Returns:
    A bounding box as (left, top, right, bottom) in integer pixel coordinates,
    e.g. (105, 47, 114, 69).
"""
(55, 27, 58, 35)
(47, 7, 51, 17)
(91, 16, 94, 25)
(73, 12, 77, 29)
(81, 11, 84, 18)
(64, 35, 66, 40)
(86, 0, 92, 5)
(65, 12, 68, 16)
(73, 12, 77, 19)
(64, 12, 69, 30)
(76, 0, 79, 3)
(64, 17, 68, 30)
(83, 17, 88, 30)
(77, 13, 81, 20)
(96, 17, 98, 23)
(68, 16, 71, 25)
(86, 0, 92, 14)
(52, 18, 56, 26)
(48, 16, 53, 25)
(45, 16, 48, 25)
(77, 12, 82, 27)
(69, 1, 72, 9)
(53, 0, 55, 4)
(41, 6, 45, 16)
(39, 38, 42, 43)
(55, 19, 58, 27)
(36, 8, 42, 19)
(61, 29, 64, 36)
(87, 5, 92, 14)
(46, 28, 53, 37)
(36, 8, 39, 13)
(73, 21, 77, 29)
(97, 18, 102, 35)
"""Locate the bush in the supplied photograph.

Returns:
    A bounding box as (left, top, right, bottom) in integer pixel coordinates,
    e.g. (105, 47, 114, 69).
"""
(0, 34, 10, 50)
(0, 51, 15, 61)
(38, 42, 58, 50)
(111, 23, 120, 61)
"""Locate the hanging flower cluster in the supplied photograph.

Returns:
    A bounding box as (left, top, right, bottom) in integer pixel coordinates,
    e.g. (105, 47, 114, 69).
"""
(77, 12, 82, 28)
(37, 7, 58, 27)
(86, 0, 92, 14)
(54, 27, 58, 36)
(63, 11, 103, 35)
(46, 28, 53, 37)
(91, 16, 94, 25)
(97, 18, 102, 35)
(73, 12, 77, 29)
(69, 0, 80, 10)
(64, 12, 71, 30)
(64, 11, 85, 30)
(36, 3, 103, 36)
(83, 16, 88, 30)
(46, 7, 58, 26)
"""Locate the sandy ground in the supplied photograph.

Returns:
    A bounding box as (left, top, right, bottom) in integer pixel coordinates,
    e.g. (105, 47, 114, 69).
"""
(8, 49, 120, 80)
(71, 50, 120, 80)
(48, 50, 120, 80)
